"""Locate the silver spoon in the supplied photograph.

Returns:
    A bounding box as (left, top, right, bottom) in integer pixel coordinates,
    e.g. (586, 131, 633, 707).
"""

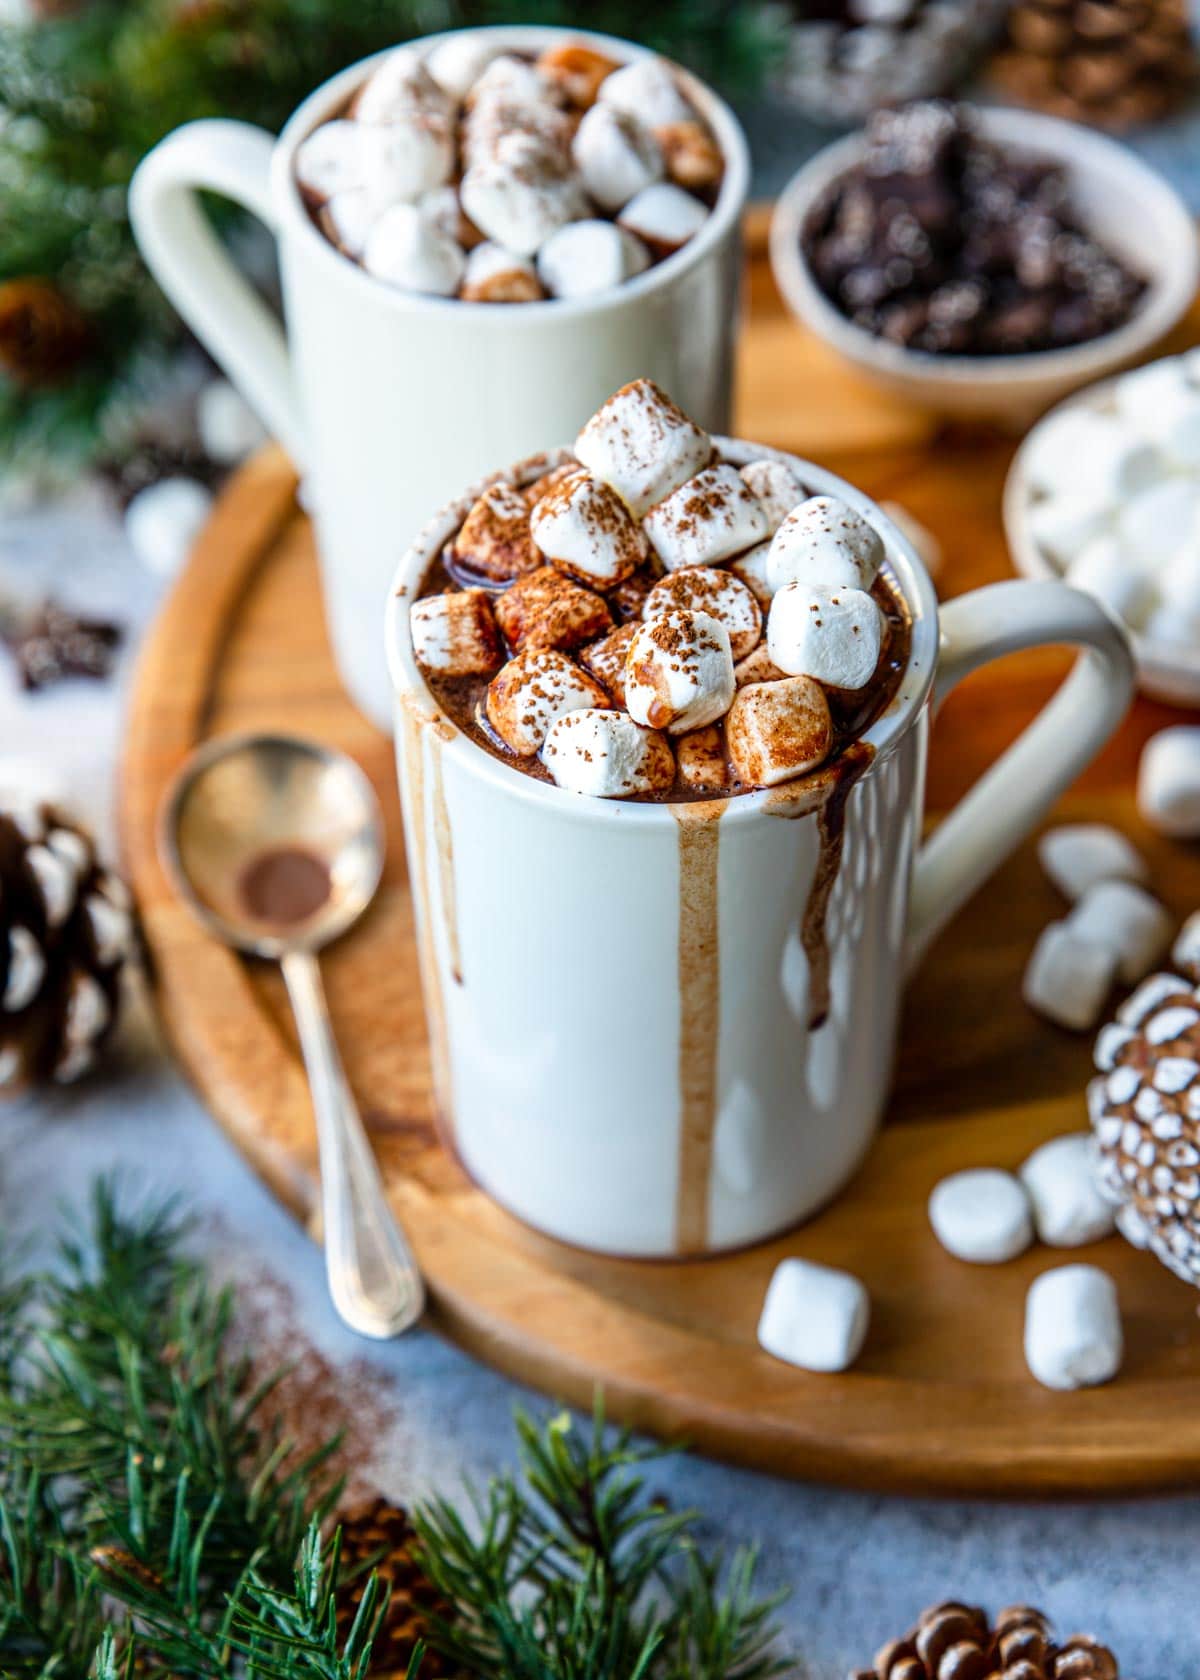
(161, 731, 424, 1339)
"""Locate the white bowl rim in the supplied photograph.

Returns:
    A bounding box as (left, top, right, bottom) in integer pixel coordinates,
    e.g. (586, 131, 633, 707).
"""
(385, 435, 940, 828)
(268, 24, 750, 325)
(769, 106, 1200, 392)
(1004, 365, 1200, 698)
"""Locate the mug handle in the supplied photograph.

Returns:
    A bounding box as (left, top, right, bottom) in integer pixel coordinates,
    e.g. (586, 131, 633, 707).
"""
(129, 119, 306, 466)
(906, 579, 1135, 971)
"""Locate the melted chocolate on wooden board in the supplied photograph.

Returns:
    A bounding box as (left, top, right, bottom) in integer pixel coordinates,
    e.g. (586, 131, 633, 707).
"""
(416, 501, 912, 805)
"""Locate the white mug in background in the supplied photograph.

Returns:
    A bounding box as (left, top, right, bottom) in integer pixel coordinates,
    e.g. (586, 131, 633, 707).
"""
(386, 441, 1135, 1260)
(129, 27, 750, 730)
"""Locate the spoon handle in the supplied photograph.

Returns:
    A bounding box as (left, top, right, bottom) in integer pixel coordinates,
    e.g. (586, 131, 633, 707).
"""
(281, 948, 425, 1338)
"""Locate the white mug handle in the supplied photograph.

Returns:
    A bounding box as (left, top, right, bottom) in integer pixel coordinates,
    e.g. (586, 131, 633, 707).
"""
(129, 119, 306, 466)
(906, 579, 1135, 971)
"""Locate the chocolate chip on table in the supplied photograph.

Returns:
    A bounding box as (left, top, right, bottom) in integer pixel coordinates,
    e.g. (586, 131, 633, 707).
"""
(801, 100, 1146, 357)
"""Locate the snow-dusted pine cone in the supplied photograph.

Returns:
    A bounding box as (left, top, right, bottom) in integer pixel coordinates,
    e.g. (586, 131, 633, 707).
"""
(0, 794, 134, 1095)
(852, 1601, 1120, 1680)
(1089, 972, 1200, 1286)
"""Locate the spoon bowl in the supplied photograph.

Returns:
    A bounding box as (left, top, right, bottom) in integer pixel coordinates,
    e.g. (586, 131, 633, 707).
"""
(163, 732, 384, 957)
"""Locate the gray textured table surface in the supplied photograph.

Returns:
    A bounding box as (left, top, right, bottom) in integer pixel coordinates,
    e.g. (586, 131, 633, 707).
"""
(2, 494, 1197, 1678)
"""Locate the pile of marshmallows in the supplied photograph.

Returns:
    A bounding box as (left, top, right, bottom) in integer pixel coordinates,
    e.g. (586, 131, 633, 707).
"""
(410, 378, 892, 798)
(757, 1131, 1122, 1388)
(295, 39, 724, 301)
(1023, 350, 1200, 646)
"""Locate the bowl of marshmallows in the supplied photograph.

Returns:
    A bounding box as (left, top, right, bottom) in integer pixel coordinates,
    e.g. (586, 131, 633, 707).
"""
(1005, 351, 1200, 706)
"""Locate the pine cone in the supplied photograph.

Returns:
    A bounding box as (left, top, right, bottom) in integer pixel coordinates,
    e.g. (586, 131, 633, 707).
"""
(990, 0, 1196, 128)
(335, 1496, 451, 1677)
(851, 1602, 1121, 1680)
(0, 279, 91, 388)
(0, 797, 134, 1096)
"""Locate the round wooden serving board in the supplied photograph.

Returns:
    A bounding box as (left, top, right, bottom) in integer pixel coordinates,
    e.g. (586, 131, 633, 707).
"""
(121, 220, 1200, 1498)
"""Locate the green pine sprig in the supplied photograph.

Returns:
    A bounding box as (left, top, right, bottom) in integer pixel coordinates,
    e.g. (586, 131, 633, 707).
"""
(0, 1181, 796, 1680)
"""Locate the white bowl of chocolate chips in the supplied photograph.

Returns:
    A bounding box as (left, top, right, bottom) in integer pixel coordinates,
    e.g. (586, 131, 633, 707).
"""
(770, 101, 1198, 425)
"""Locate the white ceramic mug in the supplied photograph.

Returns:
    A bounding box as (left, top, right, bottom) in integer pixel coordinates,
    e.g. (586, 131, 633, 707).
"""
(385, 441, 1135, 1259)
(129, 27, 750, 730)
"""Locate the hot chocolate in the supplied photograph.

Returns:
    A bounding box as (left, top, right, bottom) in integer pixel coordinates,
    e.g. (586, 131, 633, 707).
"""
(407, 378, 910, 802)
(295, 39, 725, 303)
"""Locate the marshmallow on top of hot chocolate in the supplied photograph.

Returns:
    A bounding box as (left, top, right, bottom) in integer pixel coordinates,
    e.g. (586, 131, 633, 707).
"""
(298, 36, 723, 302)
(409, 379, 897, 798)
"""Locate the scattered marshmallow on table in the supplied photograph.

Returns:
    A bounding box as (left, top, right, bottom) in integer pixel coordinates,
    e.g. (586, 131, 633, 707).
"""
(642, 567, 762, 661)
(575, 377, 712, 519)
(740, 459, 811, 532)
(1067, 880, 1173, 984)
(1138, 726, 1200, 837)
(531, 469, 647, 586)
(571, 102, 662, 212)
(485, 649, 609, 755)
(767, 582, 884, 691)
(1023, 921, 1117, 1031)
(756, 1257, 870, 1374)
(624, 609, 734, 733)
(725, 675, 833, 788)
(362, 203, 464, 295)
(928, 1168, 1033, 1263)
(541, 708, 674, 798)
(1037, 823, 1147, 903)
(536, 220, 649, 299)
(1019, 1134, 1115, 1247)
(766, 496, 884, 596)
(1024, 1264, 1123, 1390)
(643, 463, 770, 570)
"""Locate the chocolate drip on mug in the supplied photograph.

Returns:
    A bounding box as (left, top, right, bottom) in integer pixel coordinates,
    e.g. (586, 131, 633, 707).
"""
(798, 743, 874, 1030)
(673, 800, 724, 1254)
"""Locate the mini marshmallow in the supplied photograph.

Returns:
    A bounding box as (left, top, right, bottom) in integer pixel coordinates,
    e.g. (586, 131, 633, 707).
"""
(1113, 355, 1196, 438)
(410, 588, 502, 676)
(454, 482, 540, 582)
(424, 33, 503, 100)
(466, 54, 557, 114)
(354, 47, 454, 127)
(294, 120, 364, 203)
(733, 642, 786, 688)
(598, 57, 694, 128)
(359, 117, 454, 208)
(1024, 1264, 1123, 1390)
(1064, 535, 1153, 628)
(485, 649, 609, 755)
(124, 478, 213, 578)
(655, 119, 724, 194)
(493, 565, 612, 654)
(578, 621, 639, 705)
(541, 708, 674, 797)
(616, 182, 707, 257)
(572, 103, 663, 212)
(1023, 408, 1164, 504)
(575, 378, 712, 519)
(725, 676, 833, 788)
(1067, 880, 1173, 984)
(463, 90, 573, 173)
(756, 1257, 870, 1374)
(675, 724, 728, 790)
(318, 187, 375, 258)
(767, 582, 883, 691)
(4, 925, 45, 1012)
(766, 496, 884, 596)
(739, 460, 810, 532)
(362, 203, 464, 295)
(1155, 542, 1200, 626)
(728, 543, 774, 607)
(460, 241, 543, 303)
(460, 141, 579, 256)
(1172, 910, 1200, 980)
(643, 463, 770, 571)
(1037, 823, 1147, 902)
(196, 380, 267, 465)
(531, 469, 647, 586)
(643, 567, 762, 660)
(625, 609, 734, 733)
(1022, 921, 1117, 1031)
(1141, 600, 1200, 652)
(1116, 477, 1200, 570)
(1019, 1134, 1116, 1247)
(536, 42, 623, 108)
(536, 220, 650, 299)
(1029, 493, 1111, 570)
(928, 1168, 1033, 1263)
